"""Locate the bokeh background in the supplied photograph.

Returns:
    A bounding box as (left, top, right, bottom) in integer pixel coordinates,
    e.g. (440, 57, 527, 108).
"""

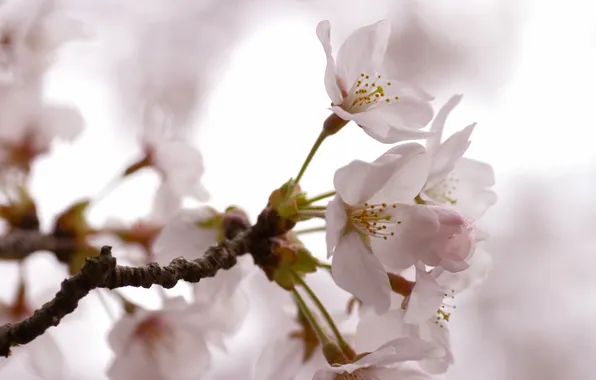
(2, 0, 596, 378)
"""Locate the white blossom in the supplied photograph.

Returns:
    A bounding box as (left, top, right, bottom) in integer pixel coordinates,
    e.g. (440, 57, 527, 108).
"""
(422, 95, 497, 219)
(316, 20, 434, 143)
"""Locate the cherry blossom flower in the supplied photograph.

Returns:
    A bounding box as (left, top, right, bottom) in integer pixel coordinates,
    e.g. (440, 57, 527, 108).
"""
(152, 206, 252, 349)
(109, 293, 248, 380)
(421, 95, 497, 219)
(316, 20, 434, 143)
(313, 337, 443, 380)
(356, 249, 492, 374)
(326, 142, 435, 313)
(0, 85, 84, 173)
(0, 0, 89, 81)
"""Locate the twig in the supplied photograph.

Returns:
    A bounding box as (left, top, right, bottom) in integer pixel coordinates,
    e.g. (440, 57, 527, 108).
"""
(0, 206, 289, 357)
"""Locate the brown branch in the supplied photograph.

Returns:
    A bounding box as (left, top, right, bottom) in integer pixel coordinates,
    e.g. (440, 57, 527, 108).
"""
(0, 230, 76, 260)
(0, 207, 288, 357)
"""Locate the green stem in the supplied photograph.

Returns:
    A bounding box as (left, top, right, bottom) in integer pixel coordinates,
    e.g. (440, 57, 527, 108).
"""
(294, 226, 326, 235)
(300, 206, 327, 211)
(298, 211, 326, 220)
(295, 130, 328, 184)
(291, 270, 348, 350)
(291, 287, 332, 346)
(317, 261, 332, 270)
(305, 191, 336, 205)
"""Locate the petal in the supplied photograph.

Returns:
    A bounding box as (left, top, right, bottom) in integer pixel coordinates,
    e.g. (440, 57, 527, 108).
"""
(108, 312, 146, 355)
(254, 336, 304, 380)
(433, 247, 492, 293)
(107, 341, 161, 380)
(28, 333, 65, 380)
(331, 232, 391, 314)
(325, 195, 348, 258)
(155, 325, 212, 379)
(153, 140, 209, 202)
(316, 20, 343, 105)
(450, 158, 497, 219)
(332, 101, 434, 144)
(151, 183, 183, 223)
(336, 19, 391, 87)
(41, 105, 85, 142)
(404, 270, 444, 325)
(419, 322, 453, 374)
(356, 308, 411, 353)
(366, 96, 435, 129)
(371, 204, 439, 271)
(333, 149, 404, 206)
(368, 143, 430, 204)
(152, 207, 220, 265)
(374, 337, 444, 364)
(425, 123, 475, 189)
(426, 94, 463, 152)
(313, 369, 336, 380)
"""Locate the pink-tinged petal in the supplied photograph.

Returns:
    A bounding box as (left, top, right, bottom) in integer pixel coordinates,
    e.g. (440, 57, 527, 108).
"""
(151, 183, 183, 223)
(316, 20, 343, 105)
(368, 143, 430, 204)
(371, 204, 439, 271)
(404, 270, 444, 325)
(155, 326, 212, 379)
(335, 19, 391, 87)
(418, 322, 453, 374)
(313, 370, 336, 380)
(153, 140, 209, 202)
(254, 336, 304, 380)
(326, 195, 348, 258)
(107, 340, 161, 380)
(426, 123, 475, 189)
(356, 308, 410, 353)
(41, 105, 85, 142)
(433, 247, 492, 293)
(374, 337, 444, 364)
(108, 312, 145, 355)
(451, 158, 497, 219)
(333, 149, 403, 206)
(332, 232, 391, 314)
(28, 333, 64, 380)
(360, 120, 433, 144)
(367, 96, 434, 129)
(427, 94, 463, 152)
(152, 207, 220, 265)
(368, 365, 437, 380)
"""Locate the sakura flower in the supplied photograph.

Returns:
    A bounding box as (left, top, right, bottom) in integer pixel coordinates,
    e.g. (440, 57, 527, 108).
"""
(421, 95, 497, 219)
(313, 337, 443, 380)
(316, 20, 434, 143)
(0, 85, 84, 173)
(0, 0, 89, 81)
(356, 249, 492, 374)
(326, 142, 435, 313)
(108, 295, 227, 380)
(126, 123, 209, 221)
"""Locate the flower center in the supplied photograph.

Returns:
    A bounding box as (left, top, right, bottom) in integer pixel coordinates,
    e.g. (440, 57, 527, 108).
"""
(133, 315, 174, 357)
(348, 202, 401, 240)
(425, 173, 460, 205)
(342, 73, 398, 114)
(434, 290, 456, 329)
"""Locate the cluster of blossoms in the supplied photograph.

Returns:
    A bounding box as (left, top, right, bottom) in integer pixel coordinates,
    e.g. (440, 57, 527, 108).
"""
(0, 3, 496, 380)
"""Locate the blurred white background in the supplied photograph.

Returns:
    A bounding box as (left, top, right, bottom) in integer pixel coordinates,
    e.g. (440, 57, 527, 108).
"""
(2, 0, 596, 378)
